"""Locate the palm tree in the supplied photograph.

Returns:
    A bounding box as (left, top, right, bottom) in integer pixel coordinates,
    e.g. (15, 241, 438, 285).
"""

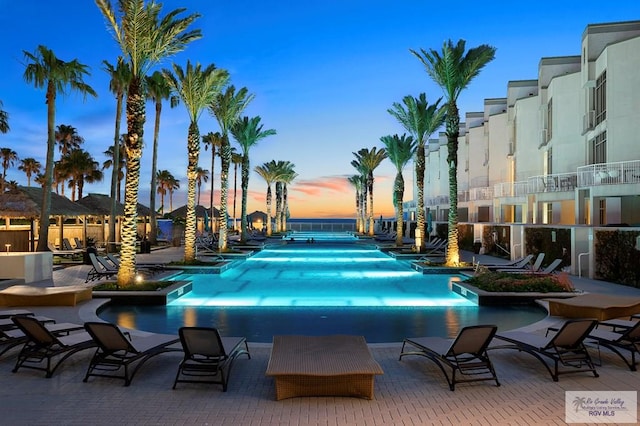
(254, 160, 282, 236)
(102, 138, 126, 201)
(96, 0, 201, 284)
(18, 158, 42, 187)
(167, 175, 180, 213)
(146, 70, 177, 245)
(163, 61, 228, 261)
(209, 86, 254, 250)
(353, 147, 387, 236)
(230, 149, 242, 231)
(350, 159, 367, 233)
(279, 166, 298, 232)
(156, 169, 172, 214)
(0, 148, 18, 192)
(54, 124, 84, 197)
(103, 57, 130, 251)
(388, 93, 445, 251)
(271, 161, 295, 232)
(23, 45, 96, 251)
(381, 134, 417, 246)
(0, 100, 9, 134)
(201, 131, 223, 232)
(195, 167, 209, 206)
(61, 149, 103, 200)
(412, 40, 496, 265)
(231, 116, 276, 242)
(347, 175, 364, 232)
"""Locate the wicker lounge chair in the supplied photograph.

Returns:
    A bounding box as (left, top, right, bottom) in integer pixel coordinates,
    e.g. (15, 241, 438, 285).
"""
(493, 319, 599, 381)
(496, 253, 546, 273)
(399, 325, 500, 391)
(588, 320, 640, 371)
(476, 254, 534, 272)
(83, 322, 181, 386)
(85, 253, 117, 282)
(10, 316, 94, 378)
(499, 258, 562, 275)
(172, 327, 250, 391)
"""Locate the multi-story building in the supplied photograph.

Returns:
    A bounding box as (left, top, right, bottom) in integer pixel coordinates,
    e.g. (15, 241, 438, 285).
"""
(404, 20, 640, 276)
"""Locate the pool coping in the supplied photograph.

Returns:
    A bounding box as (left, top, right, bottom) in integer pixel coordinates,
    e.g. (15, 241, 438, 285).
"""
(92, 280, 192, 305)
(452, 280, 580, 306)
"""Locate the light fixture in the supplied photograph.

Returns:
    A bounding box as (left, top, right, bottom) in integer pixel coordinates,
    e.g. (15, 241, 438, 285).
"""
(5, 244, 10, 254)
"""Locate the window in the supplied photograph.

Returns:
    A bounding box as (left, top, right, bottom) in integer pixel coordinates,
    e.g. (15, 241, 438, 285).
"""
(547, 98, 553, 141)
(546, 203, 553, 224)
(595, 71, 606, 125)
(589, 131, 607, 164)
(598, 199, 606, 226)
(546, 148, 553, 175)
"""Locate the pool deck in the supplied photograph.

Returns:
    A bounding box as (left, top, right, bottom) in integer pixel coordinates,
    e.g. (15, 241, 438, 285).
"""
(1, 247, 640, 425)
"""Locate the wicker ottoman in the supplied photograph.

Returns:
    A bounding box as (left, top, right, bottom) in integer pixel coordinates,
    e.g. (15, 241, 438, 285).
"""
(265, 335, 384, 400)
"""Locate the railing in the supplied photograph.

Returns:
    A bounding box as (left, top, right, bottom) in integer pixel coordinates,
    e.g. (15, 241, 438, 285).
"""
(577, 159, 640, 187)
(426, 195, 449, 206)
(493, 181, 529, 198)
(528, 172, 578, 193)
(469, 186, 493, 201)
(287, 222, 356, 232)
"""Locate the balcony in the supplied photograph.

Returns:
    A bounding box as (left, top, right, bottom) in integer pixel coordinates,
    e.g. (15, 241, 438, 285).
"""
(469, 187, 493, 201)
(494, 181, 529, 198)
(528, 172, 578, 193)
(577, 160, 640, 187)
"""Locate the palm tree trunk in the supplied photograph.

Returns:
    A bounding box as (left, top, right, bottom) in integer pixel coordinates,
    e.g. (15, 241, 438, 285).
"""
(149, 101, 162, 245)
(445, 102, 460, 266)
(218, 136, 231, 250)
(368, 175, 374, 236)
(395, 173, 404, 247)
(233, 163, 238, 231)
(240, 155, 249, 243)
(265, 185, 272, 236)
(275, 182, 282, 233)
(109, 93, 124, 252)
(118, 78, 144, 285)
(416, 143, 426, 251)
(36, 82, 56, 252)
(209, 147, 215, 233)
(282, 183, 288, 232)
(184, 122, 199, 261)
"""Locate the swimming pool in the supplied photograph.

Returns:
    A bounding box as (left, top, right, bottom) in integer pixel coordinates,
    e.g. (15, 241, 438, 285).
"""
(98, 242, 547, 342)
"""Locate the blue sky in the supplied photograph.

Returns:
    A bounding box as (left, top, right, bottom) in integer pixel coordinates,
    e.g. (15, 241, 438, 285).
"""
(1, 1, 639, 217)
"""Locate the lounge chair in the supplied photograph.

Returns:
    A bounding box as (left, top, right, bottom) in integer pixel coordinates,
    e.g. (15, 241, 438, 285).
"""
(493, 319, 599, 381)
(475, 254, 534, 271)
(399, 325, 500, 391)
(496, 253, 545, 273)
(588, 320, 640, 371)
(105, 253, 165, 274)
(0, 309, 37, 319)
(83, 322, 181, 386)
(172, 327, 250, 391)
(85, 252, 117, 282)
(0, 315, 56, 331)
(48, 242, 83, 259)
(62, 237, 81, 252)
(74, 237, 84, 249)
(500, 258, 562, 275)
(10, 316, 94, 378)
(1, 320, 87, 358)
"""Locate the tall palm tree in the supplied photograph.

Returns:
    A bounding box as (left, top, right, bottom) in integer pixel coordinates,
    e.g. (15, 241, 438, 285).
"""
(0, 100, 9, 134)
(163, 60, 229, 261)
(412, 40, 496, 265)
(0, 148, 18, 192)
(96, 0, 201, 284)
(254, 160, 282, 236)
(347, 175, 364, 232)
(102, 137, 126, 201)
(146, 70, 177, 245)
(61, 148, 103, 200)
(209, 86, 254, 250)
(195, 167, 209, 206)
(19, 158, 42, 187)
(279, 166, 297, 232)
(156, 169, 172, 214)
(167, 174, 180, 213)
(103, 57, 130, 251)
(381, 134, 417, 246)
(350, 159, 368, 233)
(353, 147, 387, 236)
(23, 45, 97, 252)
(54, 124, 84, 196)
(201, 131, 223, 233)
(388, 93, 445, 250)
(271, 160, 295, 232)
(230, 149, 242, 231)
(231, 116, 276, 242)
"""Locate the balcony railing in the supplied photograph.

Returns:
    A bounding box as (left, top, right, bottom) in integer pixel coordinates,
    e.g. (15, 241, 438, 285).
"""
(469, 186, 493, 200)
(528, 172, 578, 193)
(577, 160, 640, 187)
(494, 181, 529, 198)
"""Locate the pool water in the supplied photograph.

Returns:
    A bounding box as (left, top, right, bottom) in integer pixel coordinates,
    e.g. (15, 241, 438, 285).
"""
(98, 242, 547, 343)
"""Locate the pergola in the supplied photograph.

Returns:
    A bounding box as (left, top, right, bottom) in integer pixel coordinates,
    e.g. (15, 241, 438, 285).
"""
(0, 186, 92, 251)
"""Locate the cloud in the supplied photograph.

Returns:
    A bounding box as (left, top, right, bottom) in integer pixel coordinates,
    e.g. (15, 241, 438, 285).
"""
(291, 175, 352, 196)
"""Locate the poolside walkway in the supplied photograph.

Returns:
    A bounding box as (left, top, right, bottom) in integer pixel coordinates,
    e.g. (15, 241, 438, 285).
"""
(1, 247, 639, 425)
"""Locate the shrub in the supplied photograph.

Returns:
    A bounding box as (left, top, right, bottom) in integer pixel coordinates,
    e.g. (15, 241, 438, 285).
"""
(465, 271, 574, 293)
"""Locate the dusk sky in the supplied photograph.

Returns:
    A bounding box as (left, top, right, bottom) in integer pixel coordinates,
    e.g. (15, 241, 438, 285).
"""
(1, 1, 639, 218)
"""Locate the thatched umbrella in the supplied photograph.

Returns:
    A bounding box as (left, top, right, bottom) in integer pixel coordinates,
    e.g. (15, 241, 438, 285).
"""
(169, 205, 219, 234)
(247, 210, 268, 231)
(0, 186, 91, 251)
